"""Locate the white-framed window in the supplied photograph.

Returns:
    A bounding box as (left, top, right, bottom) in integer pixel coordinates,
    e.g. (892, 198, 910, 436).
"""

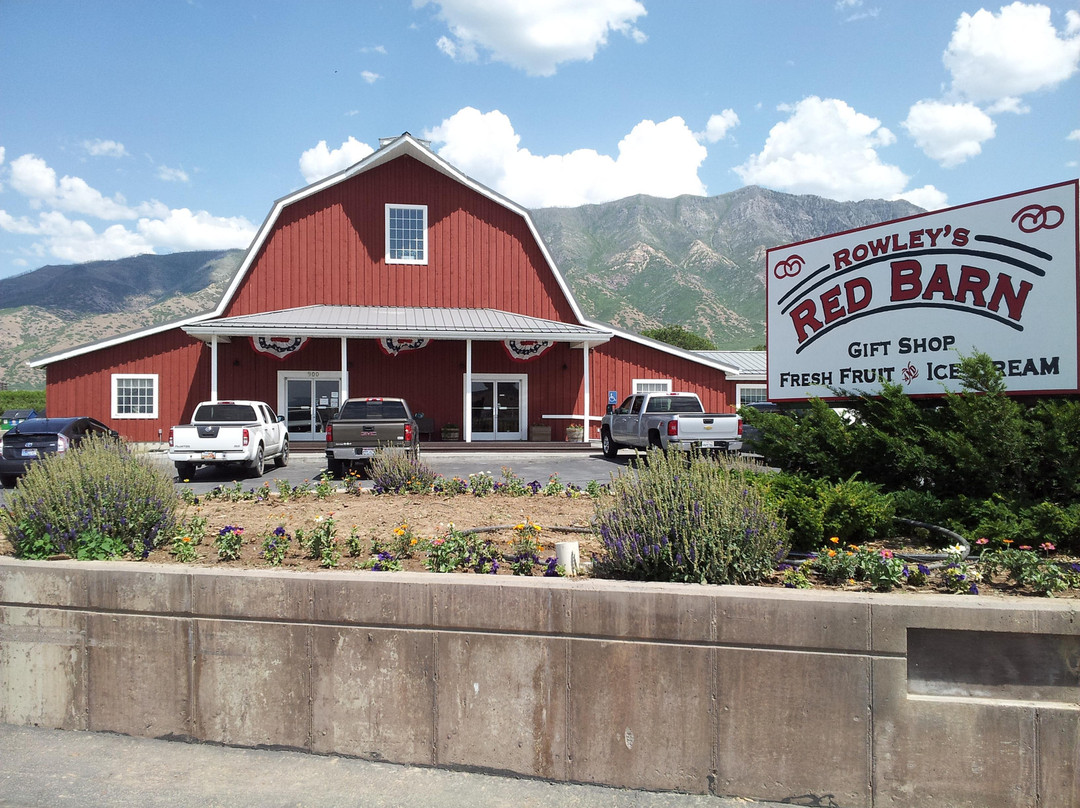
(633, 378, 672, 394)
(736, 384, 768, 408)
(112, 374, 158, 419)
(385, 204, 428, 264)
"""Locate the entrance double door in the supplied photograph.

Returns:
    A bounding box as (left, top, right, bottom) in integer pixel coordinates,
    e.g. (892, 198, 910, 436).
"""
(283, 374, 340, 439)
(470, 375, 526, 440)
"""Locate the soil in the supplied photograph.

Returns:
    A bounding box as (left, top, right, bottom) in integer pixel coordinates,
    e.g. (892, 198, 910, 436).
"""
(151, 491, 602, 573)
(1, 490, 1076, 598)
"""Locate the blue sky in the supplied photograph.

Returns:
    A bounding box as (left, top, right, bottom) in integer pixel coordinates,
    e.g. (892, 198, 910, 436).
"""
(1, 0, 1078, 281)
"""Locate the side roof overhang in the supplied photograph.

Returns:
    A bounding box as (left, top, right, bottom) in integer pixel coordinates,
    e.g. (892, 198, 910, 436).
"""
(29, 132, 737, 377)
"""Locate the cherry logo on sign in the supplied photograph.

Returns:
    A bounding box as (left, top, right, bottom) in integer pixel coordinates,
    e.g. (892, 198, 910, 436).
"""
(1011, 204, 1065, 233)
(773, 254, 804, 279)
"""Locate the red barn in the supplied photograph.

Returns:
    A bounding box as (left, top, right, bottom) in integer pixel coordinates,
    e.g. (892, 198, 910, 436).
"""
(31, 134, 740, 444)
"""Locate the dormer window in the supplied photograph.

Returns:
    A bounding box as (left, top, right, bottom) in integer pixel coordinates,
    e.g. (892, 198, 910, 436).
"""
(386, 204, 428, 265)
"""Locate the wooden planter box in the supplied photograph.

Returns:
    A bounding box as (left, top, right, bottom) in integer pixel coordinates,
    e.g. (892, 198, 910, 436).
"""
(529, 425, 552, 441)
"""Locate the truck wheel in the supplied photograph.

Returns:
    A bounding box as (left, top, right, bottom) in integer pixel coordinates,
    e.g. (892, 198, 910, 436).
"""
(601, 429, 619, 458)
(247, 445, 265, 478)
(175, 462, 196, 481)
(0, 474, 17, 489)
(648, 432, 664, 452)
(328, 458, 346, 479)
(274, 440, 289, 468)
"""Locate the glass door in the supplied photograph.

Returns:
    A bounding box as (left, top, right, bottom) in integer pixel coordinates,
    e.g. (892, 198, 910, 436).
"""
(470, 375, 525, 440)
(283, 375, 340, 439)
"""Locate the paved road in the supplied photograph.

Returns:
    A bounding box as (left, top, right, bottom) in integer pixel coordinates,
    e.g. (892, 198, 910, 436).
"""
(0, 724, 791, 808)
(164, 449, 635, 497)
(0, 449, 634, 508)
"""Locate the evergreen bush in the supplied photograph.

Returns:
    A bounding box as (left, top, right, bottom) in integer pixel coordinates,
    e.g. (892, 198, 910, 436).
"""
(1, 435, 177, 560)
(592, 449, 789, 584)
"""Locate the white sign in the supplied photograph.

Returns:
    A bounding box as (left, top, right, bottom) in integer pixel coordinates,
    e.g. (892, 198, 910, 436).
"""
(766, 180, 1079, 402)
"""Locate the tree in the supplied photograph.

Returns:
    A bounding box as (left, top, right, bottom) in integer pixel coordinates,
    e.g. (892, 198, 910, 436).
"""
(640, 324, 716, 351)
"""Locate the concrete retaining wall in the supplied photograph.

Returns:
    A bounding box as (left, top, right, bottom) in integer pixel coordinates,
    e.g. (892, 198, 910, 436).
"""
(1, 558, 1077, 807)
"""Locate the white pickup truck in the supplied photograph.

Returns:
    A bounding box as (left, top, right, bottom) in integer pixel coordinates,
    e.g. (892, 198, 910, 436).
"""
(168, 400, 289, 480)
(600, 392, 742, 457)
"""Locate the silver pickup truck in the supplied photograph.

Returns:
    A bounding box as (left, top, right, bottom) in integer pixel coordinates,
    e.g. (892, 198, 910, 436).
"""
(325, 397, 419, 477)
(600, 392, 742, 457)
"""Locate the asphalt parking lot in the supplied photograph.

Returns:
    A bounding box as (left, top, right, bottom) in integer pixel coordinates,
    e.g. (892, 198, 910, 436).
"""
(164, 446, 633, 495)
(0, 446, 633, 507)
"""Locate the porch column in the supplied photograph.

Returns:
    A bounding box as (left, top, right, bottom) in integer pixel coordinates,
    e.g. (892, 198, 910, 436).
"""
(210, 335, 219, 403)
(582, 342, 591, 442)
(463, 339, 473, 442)
(340, 337, 349, 401)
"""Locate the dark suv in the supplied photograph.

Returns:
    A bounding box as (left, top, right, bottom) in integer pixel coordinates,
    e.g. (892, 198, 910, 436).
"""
(0, 417, 118, 487)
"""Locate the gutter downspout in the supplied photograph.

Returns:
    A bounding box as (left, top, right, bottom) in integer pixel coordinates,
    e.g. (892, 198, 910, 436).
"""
(340, 337, 349, 401)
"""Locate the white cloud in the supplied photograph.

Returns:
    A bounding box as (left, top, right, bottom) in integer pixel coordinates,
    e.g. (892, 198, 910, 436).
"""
(8, 153, 136, 219)
(892, 186, 949, 211)
(0, 152, 256, 265)
(698, 110, 739, 143)
(1067, 129, 1080, 141)
(425, 107, 707, 208)
(298, 136, 376, 184)
(733, 97, 910, 201)
(136, 208, 257, 251)
(419, 0, 647, 76)
(944, 3, 1080, 104)
(902, 100, 996, 167)
(360, 70, 382, 84)
(157, 165, 190, 183)
(83, 139, 129, 158)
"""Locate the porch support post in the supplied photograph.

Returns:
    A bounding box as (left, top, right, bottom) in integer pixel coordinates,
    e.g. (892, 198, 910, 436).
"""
(210, 335, 219, 403)
(340, 337, 349, 401)
(582, 342, 591, 442)
(464, 339, 473, 442)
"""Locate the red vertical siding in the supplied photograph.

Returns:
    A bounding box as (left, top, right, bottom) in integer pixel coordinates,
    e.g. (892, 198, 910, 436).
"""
(225, 157, 577, 323)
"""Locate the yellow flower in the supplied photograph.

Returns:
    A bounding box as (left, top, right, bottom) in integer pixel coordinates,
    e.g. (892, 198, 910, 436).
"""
(829, 536, 840, 544)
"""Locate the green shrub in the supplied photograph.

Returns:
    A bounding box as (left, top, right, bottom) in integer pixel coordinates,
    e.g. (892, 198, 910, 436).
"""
(592, 449, 789, 585)
(1, 435, 177, 560)
(756, 472, 894, 553)
(369, 448, 437, 493)
(0, 390, 46, 414)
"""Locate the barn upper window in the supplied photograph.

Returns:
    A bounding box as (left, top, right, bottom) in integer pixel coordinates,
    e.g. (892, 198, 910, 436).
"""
(385, 204, 428, 265)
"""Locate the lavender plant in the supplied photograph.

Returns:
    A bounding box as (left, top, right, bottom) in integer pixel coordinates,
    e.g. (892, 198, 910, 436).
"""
(1, 434, 177, 560)
(592, 449, 789, 585)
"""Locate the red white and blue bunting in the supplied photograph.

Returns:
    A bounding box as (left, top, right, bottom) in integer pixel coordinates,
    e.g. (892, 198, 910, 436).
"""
(378, 336, 431, 356)
(503, 339, 555, 362)
(250, 336, 309, 361)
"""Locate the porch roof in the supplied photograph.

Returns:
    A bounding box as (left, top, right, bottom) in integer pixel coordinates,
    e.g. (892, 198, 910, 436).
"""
(182, 305, 613, 345)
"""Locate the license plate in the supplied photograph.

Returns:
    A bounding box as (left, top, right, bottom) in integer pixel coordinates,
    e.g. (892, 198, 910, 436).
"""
(201, 452, 218, 460)
(698, 440, 715, 448)
(356, 447, 376, 457)
(20, 448, 38, 458)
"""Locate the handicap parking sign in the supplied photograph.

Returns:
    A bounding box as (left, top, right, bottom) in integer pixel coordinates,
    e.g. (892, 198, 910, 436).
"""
(608, 390, 618, 405)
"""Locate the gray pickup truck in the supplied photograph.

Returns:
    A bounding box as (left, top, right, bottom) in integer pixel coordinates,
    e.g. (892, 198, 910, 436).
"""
(325, 397, 419, 477)
(600, 391, 742, 457)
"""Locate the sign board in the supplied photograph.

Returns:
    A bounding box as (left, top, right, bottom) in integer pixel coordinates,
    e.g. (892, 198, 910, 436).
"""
(766, 180, 1079, 401)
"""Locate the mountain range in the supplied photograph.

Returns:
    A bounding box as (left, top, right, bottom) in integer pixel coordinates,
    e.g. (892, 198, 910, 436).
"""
(0, 186, 920, 389)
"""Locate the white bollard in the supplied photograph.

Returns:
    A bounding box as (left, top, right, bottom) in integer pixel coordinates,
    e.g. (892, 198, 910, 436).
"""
(555, 540, 580, 576)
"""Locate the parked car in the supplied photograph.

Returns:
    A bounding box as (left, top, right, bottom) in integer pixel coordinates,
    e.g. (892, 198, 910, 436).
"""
(0, 416, 118, 487)
(168, 400, 288, 480)
(600, 392, 742, 457)
(325, 397, 419, 477)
